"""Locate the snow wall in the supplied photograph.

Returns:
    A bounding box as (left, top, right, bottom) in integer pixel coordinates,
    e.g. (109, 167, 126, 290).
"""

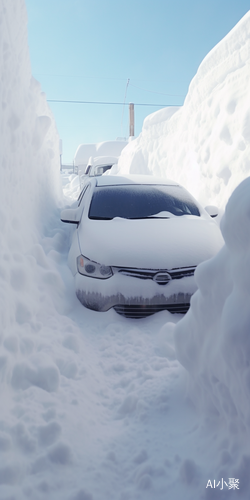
(0, 0, 62, 332)
(174, 176, 250, 496)
(118, 11, 250, 210)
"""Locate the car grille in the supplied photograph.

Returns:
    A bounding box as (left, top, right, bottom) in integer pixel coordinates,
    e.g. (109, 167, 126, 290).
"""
(114, 303, 190, 318)
(116, 266, 196, 283)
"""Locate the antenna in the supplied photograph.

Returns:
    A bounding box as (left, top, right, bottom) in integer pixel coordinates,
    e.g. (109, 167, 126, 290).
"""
(121, 78, 130, 136)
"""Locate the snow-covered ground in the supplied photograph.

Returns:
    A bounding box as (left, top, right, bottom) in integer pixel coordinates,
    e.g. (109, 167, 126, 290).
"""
(1, 1, 250, 499)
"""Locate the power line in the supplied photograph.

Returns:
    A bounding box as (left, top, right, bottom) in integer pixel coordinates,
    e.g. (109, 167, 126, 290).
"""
(47, 99, 182, 107)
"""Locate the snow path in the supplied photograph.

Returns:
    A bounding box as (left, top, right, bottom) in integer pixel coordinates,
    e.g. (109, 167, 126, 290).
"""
(4, 172, 222, 500)
(40, 187, 195, 500)
(0, 172, 207, 500)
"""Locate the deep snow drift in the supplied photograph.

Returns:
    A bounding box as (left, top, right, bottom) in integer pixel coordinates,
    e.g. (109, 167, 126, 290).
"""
(0, 0, 62, 332)
(118, 11, 250, 210)
(1, 1, 250, 499)
(175, 176, 250, 496)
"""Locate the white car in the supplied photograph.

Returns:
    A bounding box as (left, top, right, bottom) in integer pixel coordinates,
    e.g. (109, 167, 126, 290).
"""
(61, 175, 223, 318)
(79, 155, 118, 189)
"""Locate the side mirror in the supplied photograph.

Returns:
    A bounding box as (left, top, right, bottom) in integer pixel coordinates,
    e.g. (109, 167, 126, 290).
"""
(205, 205, 219, 218)
(61, 208, 80, 224)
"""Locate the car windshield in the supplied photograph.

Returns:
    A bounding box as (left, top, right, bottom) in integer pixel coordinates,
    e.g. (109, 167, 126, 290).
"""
(88, 184, 200, 220)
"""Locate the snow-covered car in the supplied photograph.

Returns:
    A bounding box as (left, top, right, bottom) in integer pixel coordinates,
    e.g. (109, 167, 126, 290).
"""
(61, 175, 224, 318)
(79, 155, 118, 189)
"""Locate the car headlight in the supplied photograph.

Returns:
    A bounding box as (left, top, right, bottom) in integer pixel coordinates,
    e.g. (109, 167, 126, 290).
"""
(77, 255, 113, 279)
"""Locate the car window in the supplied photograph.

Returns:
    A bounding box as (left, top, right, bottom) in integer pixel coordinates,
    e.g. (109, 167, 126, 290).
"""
(84, 164, 91, 175)
(89, 164, 113, 177)
(88, 185, 200, 220)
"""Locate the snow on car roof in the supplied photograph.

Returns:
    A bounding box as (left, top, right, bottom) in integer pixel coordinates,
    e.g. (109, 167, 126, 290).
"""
(92, 155, 118, 166)
(95, 174, 179, 187)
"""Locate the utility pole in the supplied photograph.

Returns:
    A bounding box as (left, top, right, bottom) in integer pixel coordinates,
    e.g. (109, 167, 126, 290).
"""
(129, 103, 134, 137)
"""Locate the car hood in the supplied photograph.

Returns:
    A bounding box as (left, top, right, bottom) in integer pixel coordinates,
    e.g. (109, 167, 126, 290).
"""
(78, 216, 224, 269)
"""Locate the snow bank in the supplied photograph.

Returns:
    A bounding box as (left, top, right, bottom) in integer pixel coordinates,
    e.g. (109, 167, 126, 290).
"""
(118, 11, 250, 209)
(174, 175, 250, 496)
(0, 3, 85, 497)
(0, 0, 62, 332)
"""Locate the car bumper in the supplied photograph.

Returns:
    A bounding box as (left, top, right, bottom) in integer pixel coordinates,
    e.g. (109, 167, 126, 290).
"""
(75, 272, 197, 316)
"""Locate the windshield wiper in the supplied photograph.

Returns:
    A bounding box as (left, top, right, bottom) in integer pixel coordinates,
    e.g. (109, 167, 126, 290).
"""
(89, 215, 171, 220)
(89, 216, 113, 220)
(127, 216, 170, 220)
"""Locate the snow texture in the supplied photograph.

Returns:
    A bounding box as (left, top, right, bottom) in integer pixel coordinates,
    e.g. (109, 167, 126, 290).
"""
(175, 176, 250, 496)
(117, 12, 250, 210)
(1, 1, 250, 499)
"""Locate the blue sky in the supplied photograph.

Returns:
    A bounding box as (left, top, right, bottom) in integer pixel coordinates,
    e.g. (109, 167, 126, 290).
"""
(25, 0, 249, 163)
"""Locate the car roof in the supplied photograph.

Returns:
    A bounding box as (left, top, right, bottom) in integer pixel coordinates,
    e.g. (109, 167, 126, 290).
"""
(95, 174, 179, 187)
(91, 155, 118, 167)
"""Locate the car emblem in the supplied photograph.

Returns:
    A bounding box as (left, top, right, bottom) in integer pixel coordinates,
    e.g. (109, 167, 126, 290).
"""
(153, 272, 172, 285)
